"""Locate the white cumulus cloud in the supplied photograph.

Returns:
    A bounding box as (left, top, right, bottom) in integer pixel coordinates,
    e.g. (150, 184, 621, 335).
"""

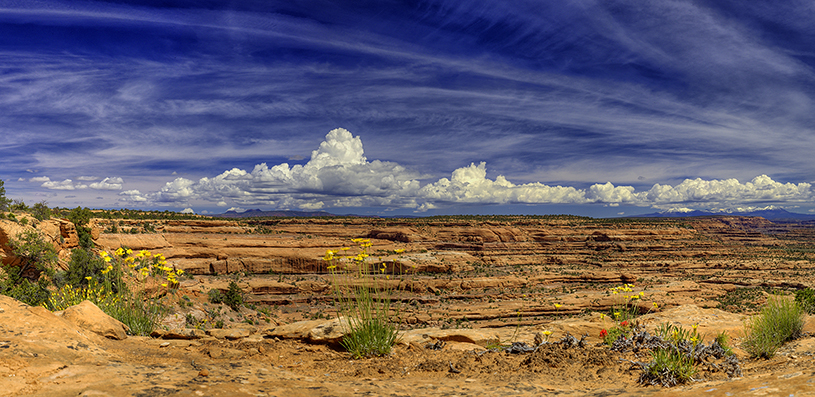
(121, 128, 815, 213)
(89, 177, 123, 190)
(37, 177, 87, 190)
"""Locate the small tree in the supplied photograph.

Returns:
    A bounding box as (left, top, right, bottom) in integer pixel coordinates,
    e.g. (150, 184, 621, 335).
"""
(0, 179, 11, 211)
(8, 229, 58, 281)
(1, 229, 57, 306)
(31, 201, 52, 221)
(68, 206, 94, 249)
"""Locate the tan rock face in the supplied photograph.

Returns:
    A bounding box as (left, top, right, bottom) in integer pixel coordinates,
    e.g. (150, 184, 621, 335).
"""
(59, 300, 129, 340)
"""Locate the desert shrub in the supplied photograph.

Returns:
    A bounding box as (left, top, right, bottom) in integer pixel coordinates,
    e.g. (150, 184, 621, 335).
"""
(10, 199, 28, 212)
(0, 266, 51, 307)
(714, 331, 733, 356)
(67, 206, 94, 249)
(601, 320, 632, 346)
(794, 288, 815, 314)
(8, 229, 58, 280)
(31, 201, 51, 221)
(208, 288, 225, 304)
(641, 348, 697, 386)
(46, 248, 179, 336)
(224, 281, 244, 311)
(325, 239, 400, 359)
(0, 179, 11, 211)
(56, 248, 125, 293)
(742, 295, 804, 359)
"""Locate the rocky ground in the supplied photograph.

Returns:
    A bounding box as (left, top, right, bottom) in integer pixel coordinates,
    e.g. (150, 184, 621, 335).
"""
(2, 215, 815, 396)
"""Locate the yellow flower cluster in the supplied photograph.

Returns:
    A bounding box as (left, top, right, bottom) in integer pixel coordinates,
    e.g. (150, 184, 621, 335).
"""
(99, 248, 184, 288)
(45, 277, 120, 311)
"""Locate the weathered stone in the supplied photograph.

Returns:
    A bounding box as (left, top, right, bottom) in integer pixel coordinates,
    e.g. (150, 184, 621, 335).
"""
(59, 300, 129, 340)
(207, 328, 252, 340)
(207, 347, 245, 359)
(152, 328, 208, 340)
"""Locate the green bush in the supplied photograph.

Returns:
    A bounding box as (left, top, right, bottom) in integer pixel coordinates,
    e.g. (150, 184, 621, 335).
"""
(642, 349, 697, 386)
(325, 240, 401, 359)
(8, 229, 58, 280)
(67, 206, 94, 249)
(31, 201, 51, 221)
(0, 268, 51, 307)
(0, 179, 11, 211)
(794, 288, 815, 314)
(0, 229, 57, 306)
(742, 295, 804, 359)
(225, 281, 244, 311)
(56, 248, 125, 293)
(208, 288, 225, 304)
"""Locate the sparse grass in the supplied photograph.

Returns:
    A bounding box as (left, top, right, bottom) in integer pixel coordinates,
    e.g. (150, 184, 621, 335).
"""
(742, 295, 804, 359)
(642, 349, 697, 386)
(794, 287, 815, 314)
(325, 239, 400, 359)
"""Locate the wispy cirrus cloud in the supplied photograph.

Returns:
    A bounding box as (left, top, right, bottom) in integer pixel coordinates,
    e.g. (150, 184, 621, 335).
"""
(1, 1, 814, 215)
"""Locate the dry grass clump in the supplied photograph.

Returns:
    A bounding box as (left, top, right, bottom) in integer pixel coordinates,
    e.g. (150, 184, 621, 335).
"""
(742, 295, 804, 359)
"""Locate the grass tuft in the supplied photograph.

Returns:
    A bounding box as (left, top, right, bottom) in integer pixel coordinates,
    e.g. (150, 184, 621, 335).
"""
(742, 295, 804, 359)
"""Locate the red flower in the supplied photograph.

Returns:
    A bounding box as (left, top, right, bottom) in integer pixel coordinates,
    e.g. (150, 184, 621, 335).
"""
(620, 321, 629, 327)
(600, 329, 608, 338)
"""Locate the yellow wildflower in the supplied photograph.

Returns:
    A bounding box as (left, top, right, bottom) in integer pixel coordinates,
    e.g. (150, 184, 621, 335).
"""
(542, 330, 552, 336)
(554, 303, 562, 309)
(85, 276, 92, 281)
(394, 249, 405, 254)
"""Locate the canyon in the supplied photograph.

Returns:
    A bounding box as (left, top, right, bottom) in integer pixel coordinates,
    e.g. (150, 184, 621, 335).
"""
(1, 214, 815, 396)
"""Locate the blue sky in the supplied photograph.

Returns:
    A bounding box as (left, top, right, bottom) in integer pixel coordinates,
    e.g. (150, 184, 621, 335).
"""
(2, 1, 815, 217)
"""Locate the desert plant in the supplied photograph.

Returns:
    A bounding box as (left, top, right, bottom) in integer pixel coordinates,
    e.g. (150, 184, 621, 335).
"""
(8, 229, 58, 281)
(224, 281, 244, 311)
(641, 348, 697, 387)
(607, 283, 647, 322)
(208, 288, 225, 304)
(44, 248, 180, 336)
(0, 179, 11, 211)
(714, 330, 733, 356)
(742, 295, 804, 359)
(56, 248, 124, 292)
(794, 288, 815, 314)
(67, 206, 94, 249)
(31, 201, 51, 221)
(325, 239, 400, 358)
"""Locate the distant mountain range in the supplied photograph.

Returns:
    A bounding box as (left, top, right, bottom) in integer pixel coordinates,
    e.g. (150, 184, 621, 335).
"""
(214, 207, 815, 222)
(214, 209, 338, 218)
(630, 208, 815, 222)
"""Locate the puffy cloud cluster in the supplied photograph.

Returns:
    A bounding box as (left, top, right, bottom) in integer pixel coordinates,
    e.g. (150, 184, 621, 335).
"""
(89, 177, 124, 191)
(33, 176, 124, 191)
(122, 129, 814, 212)
(144, 129, 422, 209)
(418, 162, 586, 211)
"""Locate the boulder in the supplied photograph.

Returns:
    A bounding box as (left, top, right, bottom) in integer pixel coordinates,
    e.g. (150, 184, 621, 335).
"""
(59, 300, 129, 340)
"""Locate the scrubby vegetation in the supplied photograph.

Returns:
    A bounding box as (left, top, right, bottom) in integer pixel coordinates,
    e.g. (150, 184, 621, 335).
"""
(742, 295, 804, 359)
(324, 239, 401, 359)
